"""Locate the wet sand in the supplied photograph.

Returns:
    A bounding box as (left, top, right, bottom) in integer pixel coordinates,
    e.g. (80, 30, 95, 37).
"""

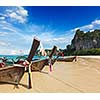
(0, 56, 100, 93)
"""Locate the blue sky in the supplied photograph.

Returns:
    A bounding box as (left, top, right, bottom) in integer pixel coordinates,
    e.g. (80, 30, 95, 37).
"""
(0, 6, 100, 55)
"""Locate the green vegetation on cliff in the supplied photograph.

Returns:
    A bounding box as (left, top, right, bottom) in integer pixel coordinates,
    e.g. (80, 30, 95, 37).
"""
(73, 48, 100, 55)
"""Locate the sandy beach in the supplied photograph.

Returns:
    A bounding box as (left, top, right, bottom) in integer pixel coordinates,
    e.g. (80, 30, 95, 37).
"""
(0, 56, 100, 93)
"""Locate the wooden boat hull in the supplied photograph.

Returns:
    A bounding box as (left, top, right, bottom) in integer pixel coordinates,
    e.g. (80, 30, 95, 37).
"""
(31, 58, 56, 71)
(31, 59, 48, 71)
(57, 57, 75, 62)
(0, 65, 25, 85)
(0, 38, 40, 87)
(31, 46, 57, 72)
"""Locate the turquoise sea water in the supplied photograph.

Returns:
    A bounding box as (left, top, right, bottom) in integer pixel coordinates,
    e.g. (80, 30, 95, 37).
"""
(0, 55, 48, 61)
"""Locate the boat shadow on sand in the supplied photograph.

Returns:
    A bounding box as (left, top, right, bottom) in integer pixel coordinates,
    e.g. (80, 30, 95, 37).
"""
(0, 81, 28, 89)
(0, 70, 49, 89)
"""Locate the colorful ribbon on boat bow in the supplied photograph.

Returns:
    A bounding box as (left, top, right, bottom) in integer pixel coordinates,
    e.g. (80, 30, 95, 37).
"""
(23, 60, 29, 67)
(40, 42, 47, 56)
(48, 59, 53, 72)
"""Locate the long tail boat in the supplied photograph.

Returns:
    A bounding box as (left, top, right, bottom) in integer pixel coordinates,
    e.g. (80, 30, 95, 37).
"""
(31, 46, 57, 71)
(0, 38, 40, 85)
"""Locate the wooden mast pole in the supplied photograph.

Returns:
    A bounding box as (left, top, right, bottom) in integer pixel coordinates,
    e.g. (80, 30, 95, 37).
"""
(27, 37, 40, 89)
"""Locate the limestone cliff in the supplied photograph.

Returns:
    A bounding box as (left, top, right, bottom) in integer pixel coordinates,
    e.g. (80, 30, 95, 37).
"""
(71, 29, 100, 50)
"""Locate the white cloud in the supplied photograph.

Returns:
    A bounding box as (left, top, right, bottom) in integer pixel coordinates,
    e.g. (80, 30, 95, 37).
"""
(6, 9, 13, 13)
(81, 24, 94, 30)
(25, 24, 45, 33)
(92, 20, 100, 25)
(90, 29, 94, 32)
(0, 41, 9, 46)
(0, 49, 26, 55)
(74, 19, 100, 32)
(0, 13, 7, 17)
(16, 6, 28, 17)
(0, 16, 5, 20)
(2, 26, 18, 33)
(0, 32, 8, 36)
(10, 50, 21, 55)
(0, 20, 9, 24)
(9, 12, 26, 23)
(5, 6, 28, 23)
